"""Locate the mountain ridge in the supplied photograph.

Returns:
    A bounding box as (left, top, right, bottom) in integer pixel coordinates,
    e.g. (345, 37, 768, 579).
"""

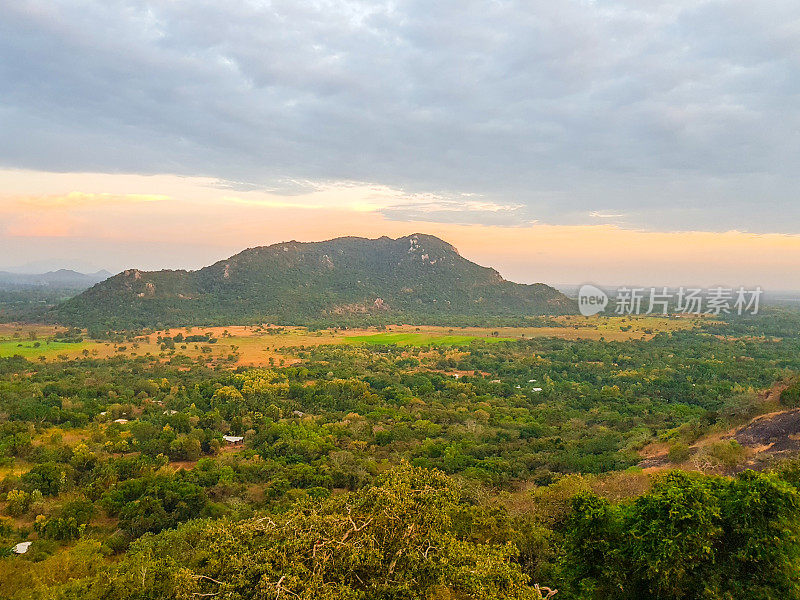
(54, 234, 574, 328)
(0, 269, 112, 289)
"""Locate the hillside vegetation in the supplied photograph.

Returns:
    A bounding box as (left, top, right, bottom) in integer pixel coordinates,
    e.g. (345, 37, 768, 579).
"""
(4, 310, 800, 598)
(54, 235, 573, 328)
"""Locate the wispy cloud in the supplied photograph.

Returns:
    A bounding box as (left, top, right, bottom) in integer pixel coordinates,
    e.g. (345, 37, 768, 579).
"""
(381, 198, 534, 226)
(589, 211, 625, 219)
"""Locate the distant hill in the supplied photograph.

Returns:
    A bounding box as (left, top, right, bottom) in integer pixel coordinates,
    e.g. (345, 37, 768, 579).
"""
(54, 234, 574, 328)
(0, 269, 112, 290)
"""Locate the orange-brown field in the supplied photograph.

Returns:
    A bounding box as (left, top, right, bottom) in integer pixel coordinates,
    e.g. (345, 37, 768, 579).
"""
(0, 315, 704, 367)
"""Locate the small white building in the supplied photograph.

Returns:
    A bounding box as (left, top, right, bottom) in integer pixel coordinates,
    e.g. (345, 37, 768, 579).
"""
(223, 435, 244, 445)
(12, 542, 32, 554)
(113, 418, 129, 424)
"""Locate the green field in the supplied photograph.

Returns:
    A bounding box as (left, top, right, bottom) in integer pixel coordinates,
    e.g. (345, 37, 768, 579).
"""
(0, 339, 92, 359)
(344, 332, 514, 346)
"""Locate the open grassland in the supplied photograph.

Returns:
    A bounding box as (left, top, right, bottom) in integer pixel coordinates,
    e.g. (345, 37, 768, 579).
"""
(0, 315, 705, 367)
(0, 340, 96, 360)
(344, 332, 514, 346)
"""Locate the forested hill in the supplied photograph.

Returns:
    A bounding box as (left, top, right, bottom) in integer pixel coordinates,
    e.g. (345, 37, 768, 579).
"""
(53, 234, 574, 328)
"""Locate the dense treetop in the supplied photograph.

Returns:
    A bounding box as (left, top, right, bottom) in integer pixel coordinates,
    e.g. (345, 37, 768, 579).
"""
(2, 310, 800, 598)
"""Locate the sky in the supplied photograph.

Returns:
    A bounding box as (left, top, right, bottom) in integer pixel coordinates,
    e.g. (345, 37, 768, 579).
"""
(1, 0, 799, 288)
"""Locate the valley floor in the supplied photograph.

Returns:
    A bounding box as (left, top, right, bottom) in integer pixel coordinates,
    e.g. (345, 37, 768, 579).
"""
(0, 315, 702, 367)
(2, 309, 800, 599)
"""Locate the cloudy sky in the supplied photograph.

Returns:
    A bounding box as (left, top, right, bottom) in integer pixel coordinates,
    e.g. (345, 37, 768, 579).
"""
(2, 0, 800, 287)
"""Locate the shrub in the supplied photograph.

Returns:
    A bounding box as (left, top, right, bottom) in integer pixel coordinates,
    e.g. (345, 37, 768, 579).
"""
(781, 381, 800, 408)
(5, 489, 31, 517)
(667, 442, 691, 463)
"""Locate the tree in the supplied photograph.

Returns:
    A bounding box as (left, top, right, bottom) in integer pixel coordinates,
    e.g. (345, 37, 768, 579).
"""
(5, 489, 32, 517)
(95, 465, 543, 600)
(20, 463, 67, 496)
(565, 470, 800, 600)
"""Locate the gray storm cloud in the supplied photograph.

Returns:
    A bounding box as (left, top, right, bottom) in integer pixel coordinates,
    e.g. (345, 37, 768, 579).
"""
(1, 0, 799, 231)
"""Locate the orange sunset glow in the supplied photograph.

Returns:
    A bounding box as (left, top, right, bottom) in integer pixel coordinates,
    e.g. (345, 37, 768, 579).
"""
(2, 168, 799, 289)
